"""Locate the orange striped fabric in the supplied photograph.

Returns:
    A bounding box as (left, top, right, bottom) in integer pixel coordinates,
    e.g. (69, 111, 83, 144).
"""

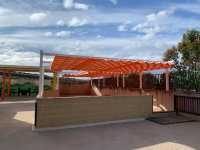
(50, 55, 174, 77)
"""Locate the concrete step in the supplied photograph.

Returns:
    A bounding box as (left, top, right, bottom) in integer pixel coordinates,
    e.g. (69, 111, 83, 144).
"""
(149, 111, 177, 118)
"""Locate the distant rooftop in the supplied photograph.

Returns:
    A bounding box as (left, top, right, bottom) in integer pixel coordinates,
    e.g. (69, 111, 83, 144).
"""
(0, 64, 52, 73)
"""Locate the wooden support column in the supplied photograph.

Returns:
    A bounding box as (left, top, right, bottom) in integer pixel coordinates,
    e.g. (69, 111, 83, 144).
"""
(166, 68, 169, 91)
(8, 71, 11, 98)
(90, 78, 93, 86)
(2, 69, 6, 101)
(123, 74, 125, 87)
(103, 77, 105, 86)
(117, 75, 119, 87)
(98, 77, 100, 86)
(140, 72, 142, 89)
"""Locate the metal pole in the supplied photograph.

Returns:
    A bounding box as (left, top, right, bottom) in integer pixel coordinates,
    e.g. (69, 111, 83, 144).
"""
(41, 67, 44, 93)
(140, 72, 142, 89)
(39, 50, 43, 97)
(166, 68, 169, 91)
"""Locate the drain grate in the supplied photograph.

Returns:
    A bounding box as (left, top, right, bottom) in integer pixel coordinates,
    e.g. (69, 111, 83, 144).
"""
(146, 116, 196, 125)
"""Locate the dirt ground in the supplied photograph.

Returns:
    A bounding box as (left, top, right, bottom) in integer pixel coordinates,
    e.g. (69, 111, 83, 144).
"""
(0, 96, 200, 150)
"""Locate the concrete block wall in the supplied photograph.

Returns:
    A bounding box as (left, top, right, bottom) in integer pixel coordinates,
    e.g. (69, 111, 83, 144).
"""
(35, 95, 153, 128)
(90, 86, 175, 111)
(91, 87, 200, 112)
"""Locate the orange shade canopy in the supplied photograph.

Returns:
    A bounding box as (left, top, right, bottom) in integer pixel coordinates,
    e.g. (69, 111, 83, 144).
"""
(50, 55, 174, 78)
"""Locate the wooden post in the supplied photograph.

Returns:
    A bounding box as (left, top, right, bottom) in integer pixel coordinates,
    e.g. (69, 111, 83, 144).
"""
(117, 75, 119, 87)
(123, 74, 125, 87)
(8, 71, 11, 98)
(90, 78, 93, 86)
(166, 68, 169, 91)
(98, 77, 100, 86)
(103, 77, 105, 86)
(2, 69, 6, 101)
(140, 72, 142, 89)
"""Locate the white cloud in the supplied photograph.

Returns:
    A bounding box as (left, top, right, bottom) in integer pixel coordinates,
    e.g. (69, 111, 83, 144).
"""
(118, 24, 127, 31)
(63, 0, 89, 10)
(0, 6, 145, 28)
(0, 43, 39, 66)
(96, 35, 103, 38)
(111, 35, 172, 60)
(44, 32, 53, 37)
(29, 12, 47, 21)
(146, 7, 175, 21)
(63, 0, 73, 8)
(2, 1, 196, 65)
(110, 0, 118, 5)
(74, 3, 89, 10)
(0, 7, 9, 15)
(55, 31, 71, 37)
(132, 22, 148, 31)
(0, 31, 179, 66)
(53, 41, 97, 56)
(56, 20, 65, 26)
(117, 21, 131, 31)
(132, 22, 166, 41)
(139, 25, 165, 34)
(67, 17, 89, 26)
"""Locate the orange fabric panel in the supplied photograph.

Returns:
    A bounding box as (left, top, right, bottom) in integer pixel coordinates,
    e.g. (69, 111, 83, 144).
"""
(51, 55, 174, 77)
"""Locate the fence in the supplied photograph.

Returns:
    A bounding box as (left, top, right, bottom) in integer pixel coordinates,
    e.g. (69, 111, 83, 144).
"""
(174, 95, 200, 115)
(92, 71, 200, 91)
(175, 71, 200, 92)
(92, 73, 176, 90)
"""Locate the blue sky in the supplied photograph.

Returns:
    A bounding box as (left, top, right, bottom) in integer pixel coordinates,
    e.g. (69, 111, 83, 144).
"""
(0, 0, 200, 66)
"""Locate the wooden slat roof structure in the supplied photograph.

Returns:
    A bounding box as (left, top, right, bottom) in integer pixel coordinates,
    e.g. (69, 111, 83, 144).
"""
(50, 55, 174, 78)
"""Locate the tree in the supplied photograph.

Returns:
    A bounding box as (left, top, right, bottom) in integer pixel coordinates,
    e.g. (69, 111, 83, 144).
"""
(163, 45, 181, 71)
(163, 29, 200, 71)
(163, 29, 200, 91)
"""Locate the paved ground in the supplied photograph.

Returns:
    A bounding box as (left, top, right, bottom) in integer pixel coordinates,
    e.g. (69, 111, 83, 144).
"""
(0, 97, 200, 150)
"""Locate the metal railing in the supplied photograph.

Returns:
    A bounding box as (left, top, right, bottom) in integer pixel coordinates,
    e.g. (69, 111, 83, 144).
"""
(174, 95, 200, 115)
